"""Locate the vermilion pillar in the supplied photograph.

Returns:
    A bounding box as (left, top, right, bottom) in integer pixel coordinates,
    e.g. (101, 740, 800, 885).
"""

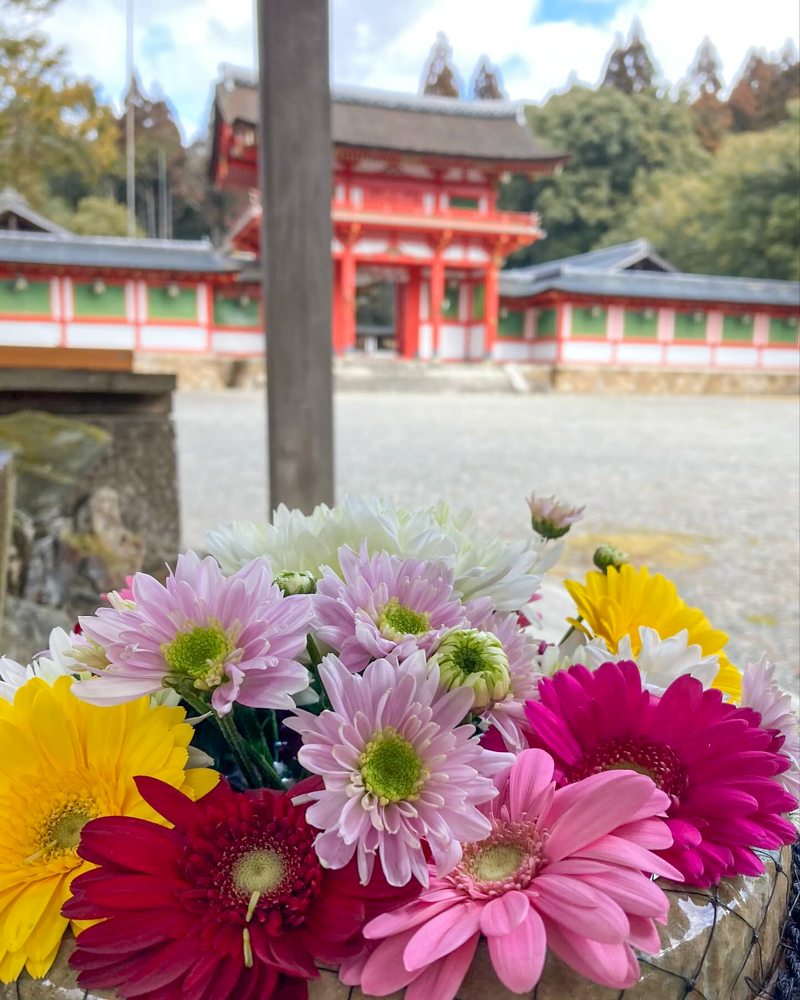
(340, 248, 357, 352)
(402, 269, 421, 358)
(484, 259, 499, 359)
(430, 253, 445, 358)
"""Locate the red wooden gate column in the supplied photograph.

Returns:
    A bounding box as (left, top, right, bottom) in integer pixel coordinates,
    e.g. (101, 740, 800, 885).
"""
(430, 253, 445, 358)
(484, 257, 500, 359)
(401, 269, 421, 359)
(340, 246, 357, 352)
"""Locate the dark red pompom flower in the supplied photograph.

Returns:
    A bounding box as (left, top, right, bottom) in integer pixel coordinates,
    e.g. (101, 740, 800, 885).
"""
(64, 775, 412, 1000)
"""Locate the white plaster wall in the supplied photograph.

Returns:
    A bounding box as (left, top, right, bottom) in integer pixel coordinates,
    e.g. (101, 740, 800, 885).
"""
(420, 282, 430, 321)
(468, 325, 485, 358)
(606, 305, 624, 341)
(715, 346, 759, 368)
(562, 340, 612, 363)
(352, 238, 388, 255)
(616, 343, 662, 365)
(531, 341, 557, 363)
(657, 308, 675, 342)
(68, 324, 135, 349)
(0, 322, 60, 347)
(666, 345, 712, 367)
(212, 332, 264, 355)
(762, 348, 800, 370)
(492, 341, 532, 361)
(466, 247, 489, 263)
(418, 322, 433, 359)
(443, 244, 466, 262)
(398, 241, 432, 258)
(440, 325, 465, 359)
(139, 326, 206, 351)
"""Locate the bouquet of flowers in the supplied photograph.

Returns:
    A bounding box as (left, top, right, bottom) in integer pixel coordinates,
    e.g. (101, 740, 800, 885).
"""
(0, 493, 797, 999)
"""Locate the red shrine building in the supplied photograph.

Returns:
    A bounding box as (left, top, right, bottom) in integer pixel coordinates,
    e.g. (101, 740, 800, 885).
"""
(211, 76, 567, 360)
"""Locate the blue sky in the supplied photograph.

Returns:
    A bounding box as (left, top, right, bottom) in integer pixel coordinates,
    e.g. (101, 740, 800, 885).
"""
(43, 0, 800, 141)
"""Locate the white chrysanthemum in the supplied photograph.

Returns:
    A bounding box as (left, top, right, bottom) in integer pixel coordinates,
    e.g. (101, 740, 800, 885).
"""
(207, 495, 560, 612)
(0, 627, 80, 702)
(535, 626, 720, 697)
(741, 656, 799, 800)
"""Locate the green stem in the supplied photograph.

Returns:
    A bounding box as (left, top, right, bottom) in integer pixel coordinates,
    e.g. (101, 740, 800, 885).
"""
(558, 614, 583, 647)
(306, 634, 323, 667)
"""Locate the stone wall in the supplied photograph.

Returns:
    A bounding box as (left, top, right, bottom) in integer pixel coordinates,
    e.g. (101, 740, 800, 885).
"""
(549, 365, 800, 395)
(135, 353, 266, 391)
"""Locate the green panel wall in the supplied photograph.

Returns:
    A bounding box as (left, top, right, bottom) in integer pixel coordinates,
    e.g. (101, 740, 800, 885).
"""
(73, 282, 126, 318)
(0, 279, 50, 316)
(673, 312, 707, 341)
(213, 293, 259, 327)
(536, 308, 556, 338)
(722, 314, 754, 343)
(441, 282, 460, 319)
(472, 283, 484, 320)
(450, 196, 479, 210)
(148, 285, 198, 321)
(623, 308, 658, 339)
(498, 308, 524, 338)
(571, 306, 607, 338)
(769, 316, 799, 344)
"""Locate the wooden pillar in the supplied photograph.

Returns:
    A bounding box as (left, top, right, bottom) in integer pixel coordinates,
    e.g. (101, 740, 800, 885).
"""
(331, 260, 345, 356)
(340, 247, 357, 352)
(484, 259, 500, 359)
(402, 269, 421, 359)
(257, 0, 334, 512)
(430, 254, 445, 358)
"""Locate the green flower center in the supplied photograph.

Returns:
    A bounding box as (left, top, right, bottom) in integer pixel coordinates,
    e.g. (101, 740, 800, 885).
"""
(360, 727, 425, 803)
(377, 598, 432, 640)
(232, 849, 286, 897)
(162, 621, 240, 692)
(432, 629, 511, 710)
(51, 811, 91, 850)
(473, 844, 525, 882)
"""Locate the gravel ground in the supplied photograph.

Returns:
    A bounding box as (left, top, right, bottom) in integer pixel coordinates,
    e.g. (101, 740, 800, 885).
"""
(175, 390, 800, 695)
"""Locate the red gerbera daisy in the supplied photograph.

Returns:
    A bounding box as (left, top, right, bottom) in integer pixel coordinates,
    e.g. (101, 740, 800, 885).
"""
(63, 775, 411, 1000)
(519, 661, 797, 887)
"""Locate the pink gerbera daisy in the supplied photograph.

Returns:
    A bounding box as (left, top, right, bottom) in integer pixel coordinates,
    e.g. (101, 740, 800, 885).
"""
(313, 543, 493, 672)
(346, 749, 681, 998)
(285, 650, 514, 887)
(522, 661, 797, 887)
(73, 552, 313, 716)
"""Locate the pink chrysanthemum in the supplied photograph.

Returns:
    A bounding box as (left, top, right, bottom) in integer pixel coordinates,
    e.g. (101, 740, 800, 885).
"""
(521, 661, 798, 887)
(428, 611, 540, 752)
(345, 749, 681, 998)
(285, 650, 514, 887)
(73, 552, 313, 716)
(741, 656, 800, 800)
(313, 543, 493, 672)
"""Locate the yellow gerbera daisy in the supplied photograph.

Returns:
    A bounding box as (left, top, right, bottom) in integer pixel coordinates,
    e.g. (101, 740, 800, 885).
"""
(564, 564, 742, 701)
(0, 676, 218, 983)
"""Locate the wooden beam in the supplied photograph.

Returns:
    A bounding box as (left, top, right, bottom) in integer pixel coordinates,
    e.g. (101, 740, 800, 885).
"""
(257, 0, 334, 513)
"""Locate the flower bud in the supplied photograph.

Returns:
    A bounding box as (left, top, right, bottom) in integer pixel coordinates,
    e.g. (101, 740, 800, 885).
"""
(273, 570, 316, 596)
(526, 492, 585, 540)
(593, 544, 628, 573)
(428, 628, 511, 710)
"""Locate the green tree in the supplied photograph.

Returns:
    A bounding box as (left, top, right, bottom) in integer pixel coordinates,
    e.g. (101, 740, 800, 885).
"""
(601, 108, 800, 280)
(0, 0, 117, 207)
(45, 195, 137, 236)
(421, 32, 460, 98)
(499, 85, 708, 265)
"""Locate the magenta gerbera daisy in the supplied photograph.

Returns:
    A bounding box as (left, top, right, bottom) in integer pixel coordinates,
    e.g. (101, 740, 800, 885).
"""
(64, 775, 408, 1000)
(313, 543, 493, 672)
(523, 661, 798, 887)
(285, 650, 514, 887)
(345, 749, 681, 998)
(72, 552, 313, 716)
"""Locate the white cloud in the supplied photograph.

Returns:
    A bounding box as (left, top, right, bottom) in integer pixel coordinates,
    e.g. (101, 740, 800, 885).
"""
(38, 0, 800, 139)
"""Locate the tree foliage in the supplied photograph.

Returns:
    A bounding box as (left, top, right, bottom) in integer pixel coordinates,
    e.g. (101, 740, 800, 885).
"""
(601, 107, 800, 280)
(422, 32, 460, 98)
(602, 19, 656, 95)
(471, 57, 505, 100)
(500, 85, 708, 265)
(0, 0, 118, 206)
(727, 44, 800, 132)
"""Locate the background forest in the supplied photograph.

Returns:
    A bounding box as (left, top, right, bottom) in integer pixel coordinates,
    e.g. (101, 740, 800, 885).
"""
(1, 0, 798, 280)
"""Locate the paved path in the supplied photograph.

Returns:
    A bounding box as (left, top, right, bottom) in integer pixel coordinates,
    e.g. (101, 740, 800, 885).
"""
(175, 391, 799, 694)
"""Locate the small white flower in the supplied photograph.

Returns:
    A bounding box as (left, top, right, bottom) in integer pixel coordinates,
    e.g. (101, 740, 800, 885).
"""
(0, 627, 81, 702)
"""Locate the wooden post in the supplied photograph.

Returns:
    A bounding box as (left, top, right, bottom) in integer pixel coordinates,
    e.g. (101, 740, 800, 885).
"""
(484, 259, 500, 359)
(430, 253, 445, 359)
(257, 0, 334, 513)
(0, 452, 14, 628)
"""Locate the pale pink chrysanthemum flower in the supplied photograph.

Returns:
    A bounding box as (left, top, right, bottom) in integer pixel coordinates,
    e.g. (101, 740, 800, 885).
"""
(428, 611, 540, 752)
(526, 492, 585, 540)
(286, 650, 514, 887)
(313, 543, 493, 672)
(741, 655, 800, 799)
(72, 551, 313, 716)
(343, 749, 682, 999)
